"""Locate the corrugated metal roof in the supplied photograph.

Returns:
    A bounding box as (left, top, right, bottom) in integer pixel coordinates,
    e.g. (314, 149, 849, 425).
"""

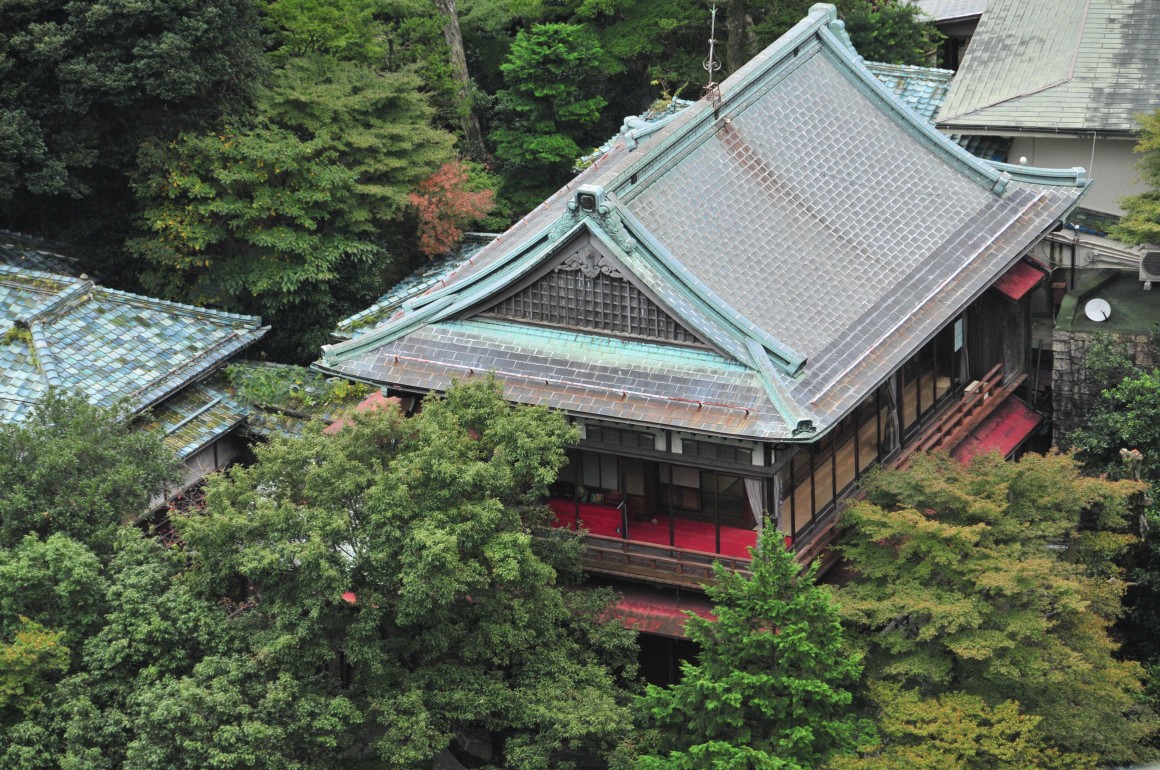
(937, 0, 1160, 134)
(0, 265, 267, 424)
(318, 5, 1087, 441)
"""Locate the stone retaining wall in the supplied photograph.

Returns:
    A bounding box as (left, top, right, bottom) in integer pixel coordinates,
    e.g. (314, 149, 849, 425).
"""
(1052, 330, 1157, 445)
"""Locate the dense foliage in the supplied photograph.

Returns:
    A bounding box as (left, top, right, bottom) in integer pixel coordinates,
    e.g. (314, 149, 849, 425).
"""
(1066, 333, 1160, 694)
(0, 394, 179, 556)
(0, 0, 266, 277)
(0, 0, 940, 360)
(129, 56, 455, 359)
(0, 382, 637, 769)
(837, 452, 1155, 767)
(637, 530, 869, 769)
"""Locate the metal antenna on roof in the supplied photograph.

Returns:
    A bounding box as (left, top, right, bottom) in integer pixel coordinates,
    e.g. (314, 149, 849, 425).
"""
(703, 5, 722, 107)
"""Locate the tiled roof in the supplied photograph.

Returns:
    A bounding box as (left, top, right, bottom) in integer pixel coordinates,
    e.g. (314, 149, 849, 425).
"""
(937, 0, 1160, 134)
(139, 381, 246, 459)
(862, 62, 1009, 161)
(864, 62, 954, 123)
(578, 98, 698, 168)
(334, 233, 498, 339)
(916, 0, 987, 22)
(0, 265, 268, 423)
(318, 5, 1087, 442)
(0, 230, 80, 276)
(335, 318, 778, 436)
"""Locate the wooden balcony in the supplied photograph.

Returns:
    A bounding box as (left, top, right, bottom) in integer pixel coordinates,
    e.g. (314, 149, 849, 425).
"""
(579, 533, 751, 589)
(895, 364, 1026, 467)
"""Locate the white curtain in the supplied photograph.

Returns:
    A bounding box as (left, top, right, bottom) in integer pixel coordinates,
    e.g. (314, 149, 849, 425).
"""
(744, 478, 766, 533)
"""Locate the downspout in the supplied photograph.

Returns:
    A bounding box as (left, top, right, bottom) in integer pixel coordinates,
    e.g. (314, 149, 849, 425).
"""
(1071, 228, 1079, 289)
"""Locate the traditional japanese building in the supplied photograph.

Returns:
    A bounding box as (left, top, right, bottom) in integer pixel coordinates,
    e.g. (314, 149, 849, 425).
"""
(0, 231, 269, 503)
(317, 4, 1089, 589)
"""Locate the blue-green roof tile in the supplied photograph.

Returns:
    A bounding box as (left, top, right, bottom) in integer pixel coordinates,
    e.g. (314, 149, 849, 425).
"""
(0, 264, 268, 424)
(139, 381, 247, 459)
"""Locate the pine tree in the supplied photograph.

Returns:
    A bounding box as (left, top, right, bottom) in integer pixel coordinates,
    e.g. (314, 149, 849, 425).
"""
(637, 531, 868, 769)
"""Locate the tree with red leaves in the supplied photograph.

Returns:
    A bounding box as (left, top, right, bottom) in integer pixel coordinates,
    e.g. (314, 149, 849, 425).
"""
(409, 161, 495, 257)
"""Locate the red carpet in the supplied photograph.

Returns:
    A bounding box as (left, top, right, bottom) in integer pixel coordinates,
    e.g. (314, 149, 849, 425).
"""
(547, 499, 757, 559)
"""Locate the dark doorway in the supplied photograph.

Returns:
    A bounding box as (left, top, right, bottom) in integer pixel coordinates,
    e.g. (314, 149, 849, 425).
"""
(637, 633, 700, 686)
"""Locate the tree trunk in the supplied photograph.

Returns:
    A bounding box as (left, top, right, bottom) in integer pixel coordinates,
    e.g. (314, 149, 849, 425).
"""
(725, 0, 757, 75)
(433, 0, 485, 153)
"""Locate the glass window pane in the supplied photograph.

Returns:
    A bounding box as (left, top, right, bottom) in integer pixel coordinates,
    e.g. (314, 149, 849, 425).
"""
(582, 451, 601, 488)
(901, 360, 919, 429)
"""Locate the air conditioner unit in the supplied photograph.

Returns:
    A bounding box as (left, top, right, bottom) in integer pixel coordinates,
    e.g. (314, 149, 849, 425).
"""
(1140, 250, 1160, 282)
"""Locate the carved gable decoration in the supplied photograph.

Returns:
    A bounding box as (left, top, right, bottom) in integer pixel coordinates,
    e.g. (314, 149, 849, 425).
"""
(482, 239, 703, 345)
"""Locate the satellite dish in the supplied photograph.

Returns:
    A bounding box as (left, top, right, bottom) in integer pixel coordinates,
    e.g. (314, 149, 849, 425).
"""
(1084, 298, 1112, 322)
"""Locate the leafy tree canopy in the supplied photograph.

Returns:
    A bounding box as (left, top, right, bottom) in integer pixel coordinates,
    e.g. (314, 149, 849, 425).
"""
(1069, 358, 1160, 482)
(837, 0, 943, 66)
(0, 0, 265, 202)
(1063, 335, 1160, 673)
(174, 377, 638, 767)
(1111, 110, 1160, 246)
(410, 161, 497, 257)
(637, 531, 869, 769)
(838, 452, 1155, 767)
(0, 381, 638, 769)
(829, 684, 1083, 770)
(0, 393, 179, 556)
(129, 56, 456, 360)
(264, 0, 393, 62)
(493, 22, 610, 206)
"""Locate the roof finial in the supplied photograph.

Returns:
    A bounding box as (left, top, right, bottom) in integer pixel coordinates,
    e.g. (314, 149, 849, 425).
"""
(703, 6, 722, 107)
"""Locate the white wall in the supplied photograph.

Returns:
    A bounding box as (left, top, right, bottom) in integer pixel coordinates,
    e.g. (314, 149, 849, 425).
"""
(1008, 136, 1143, 215)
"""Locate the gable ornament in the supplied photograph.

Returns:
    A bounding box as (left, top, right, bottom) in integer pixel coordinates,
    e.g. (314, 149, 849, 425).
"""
(558, 246, 623, 279)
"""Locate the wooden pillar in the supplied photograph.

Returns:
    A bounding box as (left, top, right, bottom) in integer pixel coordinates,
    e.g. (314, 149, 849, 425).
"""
(574, 452, 582, 529)
(668, 462, 675, 548)
(789, 456, 797, 543)
(715, 473, 722, 554)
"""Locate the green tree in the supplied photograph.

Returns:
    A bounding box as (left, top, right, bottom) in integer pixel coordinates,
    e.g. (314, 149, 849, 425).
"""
(130, 57, 455, 361)
(264, 0, 392, 62)
(637, 530, 868, 769)
(838, 452, 1155, 766)
(1064, 339, 1160, 677)
(0, 534, 266, 770)
(838, 0, 943, 66)
(0, 0, 265, 271)
(0, 619, 70, 725)
(829, 684, 1081, 770)
(174, 377, 638, 767)
(493, 23, 609, 207)
(1070, 366, 1160, 481)
(1111, 110, 1160, 246)
(0, 393, 179, 556)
